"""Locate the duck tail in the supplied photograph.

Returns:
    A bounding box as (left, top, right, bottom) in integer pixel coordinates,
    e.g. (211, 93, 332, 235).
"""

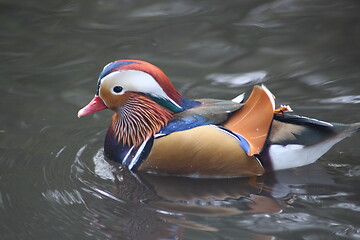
(342, 122, 360, 134)
(259, 114, 359, 171)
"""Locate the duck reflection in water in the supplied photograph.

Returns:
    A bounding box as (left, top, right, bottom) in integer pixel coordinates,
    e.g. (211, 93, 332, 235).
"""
(82, 153, 286, 240)
(79, 149, 342, 240)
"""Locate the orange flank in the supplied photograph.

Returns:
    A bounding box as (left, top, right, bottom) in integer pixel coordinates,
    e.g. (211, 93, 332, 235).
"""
(139, 125, 265, 177)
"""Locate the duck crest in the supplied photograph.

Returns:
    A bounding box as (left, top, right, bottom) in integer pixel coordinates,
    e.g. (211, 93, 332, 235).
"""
(109, 93, 173, 147)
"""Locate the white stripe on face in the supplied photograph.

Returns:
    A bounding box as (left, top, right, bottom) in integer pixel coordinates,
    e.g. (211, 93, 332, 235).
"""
(100, 70, 169, 99)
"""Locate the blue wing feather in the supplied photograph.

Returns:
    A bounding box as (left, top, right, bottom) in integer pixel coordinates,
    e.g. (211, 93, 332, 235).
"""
(158, 115, 214, 135)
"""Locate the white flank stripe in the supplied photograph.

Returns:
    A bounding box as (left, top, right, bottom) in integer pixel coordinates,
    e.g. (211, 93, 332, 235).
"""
(154, 133, 166, 138)
(128, 140, 148, 170)
(122, 145, 134, 164)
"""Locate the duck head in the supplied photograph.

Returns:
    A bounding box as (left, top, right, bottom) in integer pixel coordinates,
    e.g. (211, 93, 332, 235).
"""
(78, 60, 189, 147)
(78, 60, 185, 116)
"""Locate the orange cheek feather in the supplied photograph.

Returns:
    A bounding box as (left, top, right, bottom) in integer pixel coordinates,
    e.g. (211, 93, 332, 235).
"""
(99, 88, 131, 109)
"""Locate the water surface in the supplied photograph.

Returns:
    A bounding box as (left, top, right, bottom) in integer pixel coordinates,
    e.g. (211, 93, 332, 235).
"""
(1, 0, 360, 239)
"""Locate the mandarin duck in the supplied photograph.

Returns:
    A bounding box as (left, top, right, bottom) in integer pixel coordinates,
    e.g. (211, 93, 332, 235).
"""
(78, 60, 360, 177)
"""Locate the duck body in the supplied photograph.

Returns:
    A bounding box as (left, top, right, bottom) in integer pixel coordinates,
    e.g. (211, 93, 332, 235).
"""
(104, 98, 265, 177)
(78, 60, 360, 177)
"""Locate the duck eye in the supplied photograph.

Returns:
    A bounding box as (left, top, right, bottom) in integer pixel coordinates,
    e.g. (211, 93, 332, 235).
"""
(113, 86, 123, 93)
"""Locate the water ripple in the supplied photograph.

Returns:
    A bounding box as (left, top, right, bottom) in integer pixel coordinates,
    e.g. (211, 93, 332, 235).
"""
(42, 189, 84, 205)
(319, 95, 360, 104)
(330, 203, 360, 212)
(130, 2, 206, 18)
(206, 71, 268, 87)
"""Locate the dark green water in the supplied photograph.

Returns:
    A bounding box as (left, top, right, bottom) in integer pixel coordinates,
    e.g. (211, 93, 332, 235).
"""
(1, 0, 360, 239)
